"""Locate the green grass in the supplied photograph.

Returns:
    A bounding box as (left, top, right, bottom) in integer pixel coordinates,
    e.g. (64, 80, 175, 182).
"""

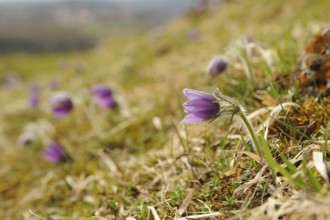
(1, 0, 330, 219)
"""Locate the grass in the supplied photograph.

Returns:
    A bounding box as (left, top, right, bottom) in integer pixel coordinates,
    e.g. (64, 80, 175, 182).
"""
(1, 0, 330, 219)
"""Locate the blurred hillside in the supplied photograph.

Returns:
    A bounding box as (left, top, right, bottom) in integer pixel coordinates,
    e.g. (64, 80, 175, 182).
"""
(0, 0, 192, 53)
(1, 0, 330, 219)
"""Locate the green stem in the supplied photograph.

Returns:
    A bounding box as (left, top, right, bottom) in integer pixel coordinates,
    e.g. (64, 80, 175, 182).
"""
(238, 109, 262, 156)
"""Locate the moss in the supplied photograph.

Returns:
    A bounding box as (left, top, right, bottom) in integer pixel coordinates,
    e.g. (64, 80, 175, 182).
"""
(270, 98, 330, 140)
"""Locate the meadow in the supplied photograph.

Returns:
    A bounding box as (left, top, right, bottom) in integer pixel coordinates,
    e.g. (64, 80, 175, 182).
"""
(1, 0, 330, 219)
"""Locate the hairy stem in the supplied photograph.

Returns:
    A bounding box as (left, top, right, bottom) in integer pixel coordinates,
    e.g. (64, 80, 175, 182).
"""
(238, 109, 262, 156)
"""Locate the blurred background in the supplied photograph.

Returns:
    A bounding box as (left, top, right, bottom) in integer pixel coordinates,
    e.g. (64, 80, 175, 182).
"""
(0, 0, 195, 54)
(2, 0, 330, 219)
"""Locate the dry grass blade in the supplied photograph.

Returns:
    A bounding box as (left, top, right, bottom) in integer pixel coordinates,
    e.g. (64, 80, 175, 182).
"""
(28, 209, 47, 220)
(313, 151, 329, 182)
(148, 206, 161, 220)
(234, 165, 268, 196)
(176, 212, 223, 220)
(224, 150, 265, 163)
(104, 116, 139, 137)
(229, 107, 272, 133)
(313, 140, 330, 145)
(248, 192, 330, 220)
(97, 149, 122, 175)
(175, 189, 194, 218)
(247, 107, 274, 121)
(263, 102, 301, 139)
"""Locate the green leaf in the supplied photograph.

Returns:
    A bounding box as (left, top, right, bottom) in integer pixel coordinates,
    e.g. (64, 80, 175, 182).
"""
(140, 204, 149, 219)
(303, 155, 323, 191)
(280, 153, 305, 188)
(260, 134, 304, 188)
(271, 117, 311, 140)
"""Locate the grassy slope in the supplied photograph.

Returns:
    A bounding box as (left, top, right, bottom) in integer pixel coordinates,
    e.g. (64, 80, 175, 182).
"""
(0, 0, 330, 219)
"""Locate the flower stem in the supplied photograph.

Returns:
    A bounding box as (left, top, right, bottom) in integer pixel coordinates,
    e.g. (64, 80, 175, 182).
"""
(238, 109, 262, 156)
(83, 104, 105, 140)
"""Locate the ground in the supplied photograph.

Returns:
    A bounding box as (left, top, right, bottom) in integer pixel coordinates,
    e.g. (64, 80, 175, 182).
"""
(0, 0, 330, 219)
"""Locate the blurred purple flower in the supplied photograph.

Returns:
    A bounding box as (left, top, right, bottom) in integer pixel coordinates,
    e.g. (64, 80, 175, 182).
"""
(207, 56, 228, 78)
(49, 92, 74, 119)
(181, 89, 220, 124)
(91, 85, 117, 109)
(245, 36, 254, 44)
(192, 0, 208, 13)
(49, 79, 60, 91)
(17, 131, 34, 147)
(28, 85, 40, 107)
(1, 74, 19, 88)
(43, 142, 67, 163)
(188, 29, 200, 41)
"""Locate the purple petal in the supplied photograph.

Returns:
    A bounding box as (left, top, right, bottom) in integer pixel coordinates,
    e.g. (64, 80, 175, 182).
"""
(183, 99, 219, 114)
(28, 94, 39, 107)
(183, 89, 216, 102)
(181, 89, 220, 124)
(52, 108, 72, 119)
(49, 93, 74, 119)
(207, 56, 228, 77)
(43, 142, 66, 163)
(91, 85, 117, 109)
(91, 85, 112, 97)
(28, 85, 40, 107)
(94, 96, 117, 109)
(181, 112, 215, 124)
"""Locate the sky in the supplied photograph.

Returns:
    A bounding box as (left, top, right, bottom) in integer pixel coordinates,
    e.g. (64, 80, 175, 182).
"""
(0, 0, 146, 2)
(0, 0, 149, 1)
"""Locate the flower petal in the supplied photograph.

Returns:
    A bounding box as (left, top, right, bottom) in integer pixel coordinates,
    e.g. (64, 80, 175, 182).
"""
(183, 89, 216, 102)
(183, 99, 219, 114)
(95, 97, 117, 108)
(49, 92, 74, 119)
(180, 112, 216, 124)
(44, 142, 66, 163)
(207, 56, 228, 77)
(91, 85, 112, 97)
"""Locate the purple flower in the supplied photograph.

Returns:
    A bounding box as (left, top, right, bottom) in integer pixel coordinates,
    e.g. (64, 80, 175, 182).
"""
(91, 85, 117, 109)
(49, 79, 60, 91)
(207, 56, 228, 78)
(43, 142, 67, 163)
(245, 36, 254, 44)
(1, 73, 19, 88)
(28, 85, 40, 107)
(192, 0, 208, 13)
(49, 92, 74, 119)
(188, 29, 200, 41)
(17, 131, 35, 147)
(181, 89, 220, 124)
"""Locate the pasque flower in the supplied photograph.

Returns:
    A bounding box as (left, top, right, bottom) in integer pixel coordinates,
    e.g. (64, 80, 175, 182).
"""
(49, 92, 74, 119)
(192, 0, 208, 13)
(28, 85, 40, 107)
(43, 142, 67, 163)
(207, 56, 228, 78)
(181, 88, 263, 156)
(245, 36, 254, 44)
(188, 29, 200, 41)
(91, 84, 117, 109)
(49, 79, 59, 91)
(181, 89, 220, 124)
